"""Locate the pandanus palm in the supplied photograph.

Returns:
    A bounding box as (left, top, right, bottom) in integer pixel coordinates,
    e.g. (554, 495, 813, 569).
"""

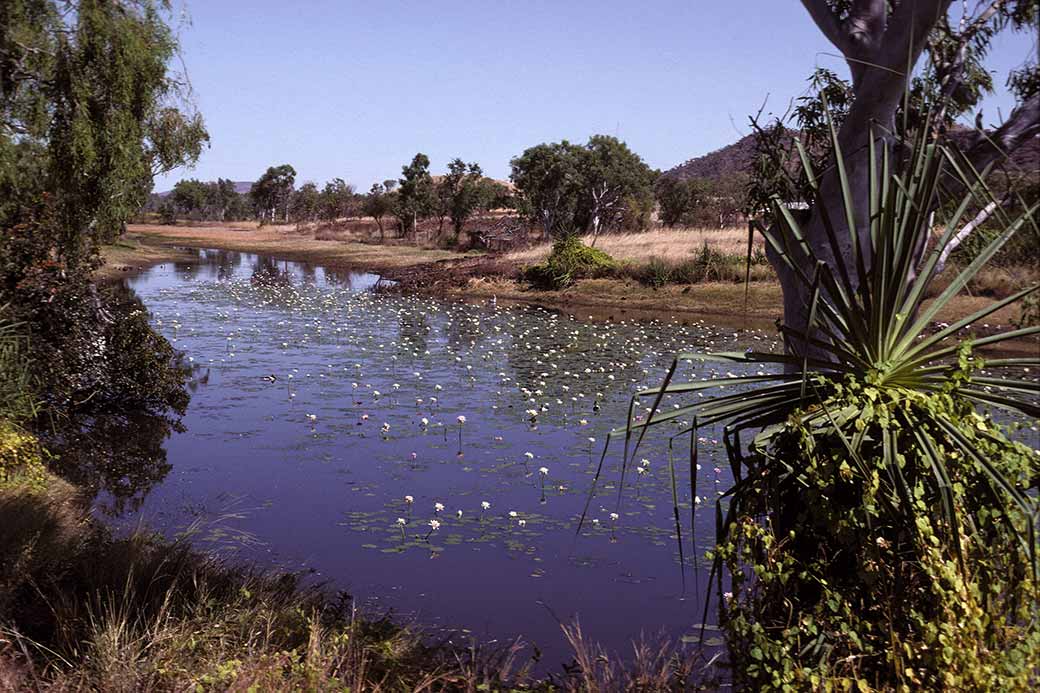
(583, 119, 1039, 686)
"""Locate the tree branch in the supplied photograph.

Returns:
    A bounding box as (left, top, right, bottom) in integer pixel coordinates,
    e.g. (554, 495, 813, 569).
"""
(961, 92, 1040, 175)
(936, 200, 998, 273)
(801, 0, 851, 55)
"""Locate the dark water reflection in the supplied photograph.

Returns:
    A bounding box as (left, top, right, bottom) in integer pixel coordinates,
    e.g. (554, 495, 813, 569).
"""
(110, 247, 786, 668)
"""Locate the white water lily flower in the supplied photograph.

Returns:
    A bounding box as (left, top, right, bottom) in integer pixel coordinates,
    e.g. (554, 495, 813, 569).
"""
(609, 512, 619, 521)
(404, 495, 414, 504)
(434, 502, 444, 513)
(396, 518, 407, 526)
(539, 466, 549, 476)
(524, 452, 534, 459)
(457, 415, 466, 424)
(428, 519, 441, 531)
(480, 501, 491, 510)
(508, 510, 517, 518)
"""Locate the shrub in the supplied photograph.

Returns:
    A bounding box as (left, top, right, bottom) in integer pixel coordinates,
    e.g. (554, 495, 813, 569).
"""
(0, 421, 46, 491)
(1, 210, 189, 421)
(524, 235, 618, 289)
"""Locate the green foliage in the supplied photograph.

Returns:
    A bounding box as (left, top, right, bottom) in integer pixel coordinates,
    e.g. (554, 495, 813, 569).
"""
(632, 243, 761, 287)
(395, 153, 437, 236)
(0, 205, 189, 423)
(0, 420, 46, 491)
(171, 178, 209, 217)
(362, 181, 396, 237)
(437, 158, 494, 238)
(603, 124, 1039, 689)
(251, 164, 296, 224)
(0, 0, 208, 261)
(318, 177, 356, 222)
(524, 236, 618, 289)
(289, 181, 321, 223)
(511, 135, 655, 239)
(656, 177, 707, 227)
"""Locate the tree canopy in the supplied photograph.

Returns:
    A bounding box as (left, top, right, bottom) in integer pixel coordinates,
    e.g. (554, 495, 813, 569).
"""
(510, 136, 655, 240)
(0, 0, 208, 263)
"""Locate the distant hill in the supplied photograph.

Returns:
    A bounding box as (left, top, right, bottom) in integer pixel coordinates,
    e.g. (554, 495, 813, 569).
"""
(663, 128, 1038, 182)
(662, 131, 794, 183)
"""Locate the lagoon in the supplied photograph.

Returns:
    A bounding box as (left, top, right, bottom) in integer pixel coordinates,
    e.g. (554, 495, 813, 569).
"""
(109, 247, 781, 667)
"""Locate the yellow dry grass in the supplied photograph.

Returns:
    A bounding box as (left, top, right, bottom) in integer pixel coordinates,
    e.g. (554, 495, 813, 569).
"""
(124, 222, 477, 271)
(506, 226, 761, 265)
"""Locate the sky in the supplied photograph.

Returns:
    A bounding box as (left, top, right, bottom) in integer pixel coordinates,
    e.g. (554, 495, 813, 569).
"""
(156, 0, 1037, 192)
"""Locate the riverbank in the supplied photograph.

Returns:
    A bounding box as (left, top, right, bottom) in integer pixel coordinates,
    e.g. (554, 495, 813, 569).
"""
(117, 222, 1036, 332)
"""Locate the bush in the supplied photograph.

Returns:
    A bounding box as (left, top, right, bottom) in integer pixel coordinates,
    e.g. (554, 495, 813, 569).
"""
(715, 372, 1039, 690)
(1, 210, 189, 421)
(0, 421, 46, 491)
(524, 235, 618, 289)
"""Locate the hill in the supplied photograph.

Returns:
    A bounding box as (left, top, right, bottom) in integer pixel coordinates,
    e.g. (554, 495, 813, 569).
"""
(663, 128, 1038, 182)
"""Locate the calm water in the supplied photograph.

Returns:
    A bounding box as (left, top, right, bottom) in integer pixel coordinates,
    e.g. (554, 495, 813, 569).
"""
(109, 248, 784, 667)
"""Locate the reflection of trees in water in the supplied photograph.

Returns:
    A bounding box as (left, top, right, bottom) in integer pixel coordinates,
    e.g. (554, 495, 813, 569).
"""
(250, 256, 293, 286)
(36, 283, 197, 516)
(44, 409, 181, 516)
(173, 257, 202, 281)
(397, 309, 431, 356)
(209, 249, 243, 281)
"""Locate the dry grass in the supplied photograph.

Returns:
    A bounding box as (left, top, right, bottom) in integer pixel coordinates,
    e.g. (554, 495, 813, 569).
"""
(124, 223, 479, 272)
(506, 226, 762, 265)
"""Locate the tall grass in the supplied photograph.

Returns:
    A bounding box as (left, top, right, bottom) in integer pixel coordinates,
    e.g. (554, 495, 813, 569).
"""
(0, 308, 35, 423)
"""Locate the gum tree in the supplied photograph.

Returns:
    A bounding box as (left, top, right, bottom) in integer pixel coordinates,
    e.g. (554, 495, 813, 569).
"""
(774, 1, 1038, 349)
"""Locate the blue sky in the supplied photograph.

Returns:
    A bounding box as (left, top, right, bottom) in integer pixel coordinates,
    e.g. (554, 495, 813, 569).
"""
(157, 0, 1036, 191)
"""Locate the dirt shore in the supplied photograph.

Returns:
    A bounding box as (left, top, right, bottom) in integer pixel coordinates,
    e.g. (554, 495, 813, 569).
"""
(113, 223, 1031, 334)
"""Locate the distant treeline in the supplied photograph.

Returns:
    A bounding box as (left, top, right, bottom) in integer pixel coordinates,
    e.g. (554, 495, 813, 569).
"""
(144, 136, 754, 238)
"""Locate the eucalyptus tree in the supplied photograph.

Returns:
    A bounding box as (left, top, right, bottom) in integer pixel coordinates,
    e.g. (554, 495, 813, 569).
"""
(363, 182, 395, 239)
(0, 0, 207, 419)
(290, 182, 321, 223)
(510, 140, 586, 239)
(320, 178, 356, 222)
(767, 1, 1038, 351)
(438, 158, 492, 239)
(251, 164, 296, 224)
(171, 179, 208, 219)
(574, 135, 656, 243)
(0, 0, 208, 264)
(395, 153, 436, 237)
(511, 136, 655, 241)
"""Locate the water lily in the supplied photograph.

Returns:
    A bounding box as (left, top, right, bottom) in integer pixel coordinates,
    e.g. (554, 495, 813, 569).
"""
(434, 502, 444, 513)
(425, 519, 440, 540)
